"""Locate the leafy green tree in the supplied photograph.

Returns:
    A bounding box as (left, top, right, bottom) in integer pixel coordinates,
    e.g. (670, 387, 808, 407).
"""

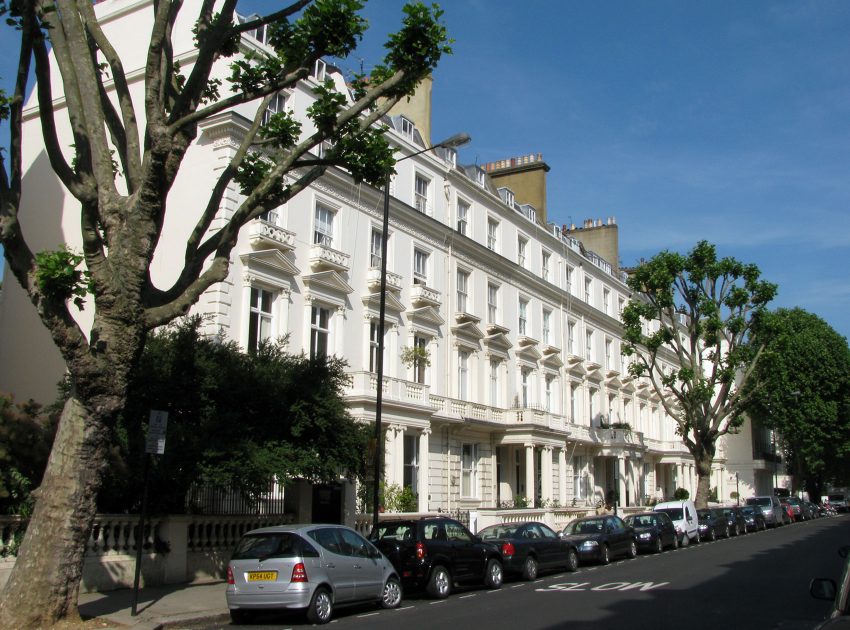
(746, 308, 850, 501)
(0, 0, 450, 624)
(622, 241, 777, 508)
(100, 317, 369, 514)
(0, 395, 57, 516)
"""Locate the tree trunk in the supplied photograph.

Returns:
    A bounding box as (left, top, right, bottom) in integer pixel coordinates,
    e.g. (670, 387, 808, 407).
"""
(0, 397, 110, 628)
(693, 451, 714, 509)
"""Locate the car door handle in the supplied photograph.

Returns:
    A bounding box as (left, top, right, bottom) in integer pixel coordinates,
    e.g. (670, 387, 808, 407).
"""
(325, 563, 336, 569)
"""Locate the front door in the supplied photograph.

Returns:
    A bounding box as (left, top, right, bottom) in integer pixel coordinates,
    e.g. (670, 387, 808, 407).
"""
(312, 484, 342, 524)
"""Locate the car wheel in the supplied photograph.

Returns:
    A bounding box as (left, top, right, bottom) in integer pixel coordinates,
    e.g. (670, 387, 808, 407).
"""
(655, 536, 664, 554)
(695, 531, 701, 544)
(672, 535, 679, 550)
(628, 540, 638, 559)
(427, 565, 451, 599)
(709, 528, 716, 542)
(680, 533, 689, 548)
(724, 525, 730, 538)
(306, 587, 333, 625)
(565, 548, 579, 572)
(380, 576, 402, 609)
(522, 555, 539, 581)
(600, 544, 611, 564)
(230, 609, 253, 625)
(734, 524, 740, 536)
(484, 558, 504, 589)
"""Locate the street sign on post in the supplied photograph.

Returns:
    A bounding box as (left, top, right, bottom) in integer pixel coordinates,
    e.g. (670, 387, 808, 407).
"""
(145, 410, 168, 455)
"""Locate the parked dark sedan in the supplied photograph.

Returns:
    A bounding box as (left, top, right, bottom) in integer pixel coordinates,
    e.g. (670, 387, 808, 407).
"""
(562, 515, 637, 565)
(624, 512, 678, 553)
(719, 506, 748, 536)
(478, 521, 579, 580)
(697, 509, 730, 541)
(739, 505, 767, 531)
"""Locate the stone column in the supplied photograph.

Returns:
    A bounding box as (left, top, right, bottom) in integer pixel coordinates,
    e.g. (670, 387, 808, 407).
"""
(559, 446, 568, 506)
(418, 429, 431, 512)
(541, 446, 553, 504)
(617, 456, 627, 508)
(525, 443, 536, 508)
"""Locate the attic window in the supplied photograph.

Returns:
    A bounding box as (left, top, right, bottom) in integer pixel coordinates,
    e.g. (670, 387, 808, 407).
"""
(476, 169, 486, 187)
(499, 187, 515, 208)
(312, 59, 327, 82)
(400, 116, 415, 139)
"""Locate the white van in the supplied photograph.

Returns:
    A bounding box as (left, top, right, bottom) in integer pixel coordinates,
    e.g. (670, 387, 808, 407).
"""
(654, 500, 699, 546)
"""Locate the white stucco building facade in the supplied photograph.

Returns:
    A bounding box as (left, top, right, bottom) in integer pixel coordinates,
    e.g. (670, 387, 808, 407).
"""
(0, 0, 735, 519)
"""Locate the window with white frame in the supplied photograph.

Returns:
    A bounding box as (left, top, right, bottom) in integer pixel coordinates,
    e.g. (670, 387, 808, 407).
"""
(542, 252, 550, 281)
(400, 116, 415, 139)
(566, 265, 574, 293)
(608, 394, 616, 423)
(603, 288, 611, 315)
(618, 296, 626, 317)
(584, 277, 592, 304)
(573, 456, 586, 499)
(403, 434, 419, 494)
(262, 91, 288, 126)
(414, 174, 430, 214)
(369, 320, 381, 372)
(370, 228, 383, 267)
(456, 199, 470, 235)
(248, 287, 273, 352)
(568, 321, 576, 355)
(605, 338, 613, 371)
(489, 359, 500, 407)
(461, 443, 478, 497)
(487, 283, 498, 324)
(545, 375, 555, 412)
(570, 384, 576, 420)
(313, 202, 334, 246)
(521, 367, 532, 408)
(517, 236, 527, 268)
(501, 188, 515, 207)
(413, 335, 428, 384)
(312, 58, 326, 81)
(310, 305, 330, 358)
(542, 309, 551, 345)
(458, 350, 469, 400)
(413, 249, 429, 285)
(518, 298, 528, 336)
(487, 218, 498, 251)
(257, 207, 279, 224)
(588, 388, 597, 424)
(585, 329, 594, 362)
(456, 269, 469, 313)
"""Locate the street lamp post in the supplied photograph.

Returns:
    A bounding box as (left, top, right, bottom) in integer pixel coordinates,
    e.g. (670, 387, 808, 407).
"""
(372, 132, 471, 532)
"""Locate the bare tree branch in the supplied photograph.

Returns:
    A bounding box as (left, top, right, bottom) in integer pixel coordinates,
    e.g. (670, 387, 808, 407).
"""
(233, 0, 312, 34)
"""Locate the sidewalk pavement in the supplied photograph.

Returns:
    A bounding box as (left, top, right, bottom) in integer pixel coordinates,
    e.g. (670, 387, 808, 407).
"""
(77, 581, 231, 629)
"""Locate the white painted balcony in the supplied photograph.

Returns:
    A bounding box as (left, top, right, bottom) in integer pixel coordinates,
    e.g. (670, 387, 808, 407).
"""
(410, 283, 442, 308)
(248, 220, 295, 251)
(309, 243, 351, 272)
(345, 371, 431, 407)
(366, 267, 403, 292)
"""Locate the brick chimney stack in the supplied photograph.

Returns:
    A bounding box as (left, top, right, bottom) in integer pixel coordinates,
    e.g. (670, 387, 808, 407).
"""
(483, 153, 550, 224)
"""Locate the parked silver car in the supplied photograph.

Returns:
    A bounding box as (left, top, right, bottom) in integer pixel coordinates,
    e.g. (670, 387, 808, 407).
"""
(745, 495, 785, 528)
(226, 524, 402, 625)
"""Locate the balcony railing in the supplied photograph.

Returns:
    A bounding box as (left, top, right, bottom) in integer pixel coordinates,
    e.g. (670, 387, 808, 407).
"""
(367, 267, 402, 292)
(248, 220, 296, 251)
(410, 284, 442, 308)
(309, 243, 351, 272)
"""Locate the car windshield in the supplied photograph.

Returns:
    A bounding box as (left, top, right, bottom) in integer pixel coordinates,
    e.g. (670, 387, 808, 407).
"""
(697, 510, 711, 521)
(829, 495, 845, 502)
(479, 524, 521, 539)
(740, 507, 755, 515)
(626, 515, 657, 527)
(657, 508, 684, 520)
(567, 519, 605, 535)
(371, 522, 416, 542)
(747, 497, 771, 507)
(232, 533, 304, 560)
(786, 497, 801, 505)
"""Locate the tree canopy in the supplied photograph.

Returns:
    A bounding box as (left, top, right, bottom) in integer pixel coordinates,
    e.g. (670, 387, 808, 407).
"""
(746, 308, 850, 500)
(0, 0, 451, 625)
(622, 240, 777, 507)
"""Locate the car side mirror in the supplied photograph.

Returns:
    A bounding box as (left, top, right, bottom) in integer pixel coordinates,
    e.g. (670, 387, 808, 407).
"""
(810, 578, 837, 601)
(558, 531, 564, 539)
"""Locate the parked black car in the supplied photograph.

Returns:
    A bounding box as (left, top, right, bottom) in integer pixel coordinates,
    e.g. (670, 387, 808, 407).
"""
(738, 505, 767, 532)
(369, 517, 503, 599)
(623, 511, 678, 553)
(810, 545, 850, 628)
(697, 509, 730, 541)
(562, 515, 637, 565)
(719, 506, 748, 536)
(477, 521, 579, 580)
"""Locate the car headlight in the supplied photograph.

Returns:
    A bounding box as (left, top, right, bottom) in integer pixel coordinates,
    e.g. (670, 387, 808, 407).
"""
(580, 540, 599, 549)
(639, 532, 652, 540)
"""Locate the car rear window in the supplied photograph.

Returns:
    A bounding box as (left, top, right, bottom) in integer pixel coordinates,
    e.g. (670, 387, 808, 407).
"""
(829, 495, 846, 502)
(479, 524, 521, 539)
(371, 522, 416, 542)
(232, 532, 317, 560)
(747, 497, 771, 507)
(657, 508, 684, 520)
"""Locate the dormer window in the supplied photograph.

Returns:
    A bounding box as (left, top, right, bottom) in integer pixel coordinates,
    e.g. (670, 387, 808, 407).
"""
(249, 23, 269, 45)
(312, 59, 327, 82)
(444, 148, 457, 166)
(400, 116, 415, 139)
(498, 187, 515, 208)
(476, 168, 486, 187)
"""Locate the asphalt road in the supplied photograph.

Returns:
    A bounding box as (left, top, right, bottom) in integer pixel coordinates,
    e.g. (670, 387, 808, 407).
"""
(205, 514, 850, 630)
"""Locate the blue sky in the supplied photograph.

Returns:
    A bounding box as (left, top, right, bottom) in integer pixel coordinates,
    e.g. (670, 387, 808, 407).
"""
(2, 0, 849, 339)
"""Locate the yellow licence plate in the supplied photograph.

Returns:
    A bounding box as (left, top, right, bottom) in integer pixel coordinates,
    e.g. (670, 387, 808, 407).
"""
(247, 571, 278, 582)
